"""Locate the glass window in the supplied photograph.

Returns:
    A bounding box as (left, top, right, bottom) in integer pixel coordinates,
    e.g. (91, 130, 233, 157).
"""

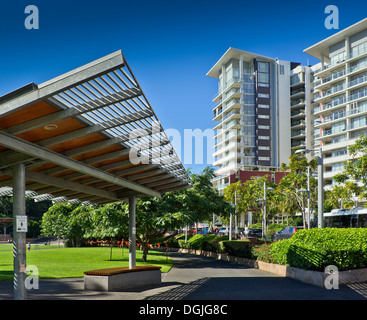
(258, 146, 270, 150)
(258, 93, 270, 98)
(280, 65, 285, 75)
(258, 115, 270, 119)
(258, 62, 269, 73)
(258, 73, 269, 83)
(330, 51, 346, 66)
(351, 115, 366, 129)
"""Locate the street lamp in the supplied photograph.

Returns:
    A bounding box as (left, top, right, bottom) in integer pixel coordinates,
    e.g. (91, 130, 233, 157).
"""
(295, 147, 324, 228)
(234, 192, 242, 239)
(297, 188, 308, 229)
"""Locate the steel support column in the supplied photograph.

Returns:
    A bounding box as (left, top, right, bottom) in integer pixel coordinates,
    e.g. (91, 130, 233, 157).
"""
(129, 195, 136, 269)
(12, 163, 27, 300)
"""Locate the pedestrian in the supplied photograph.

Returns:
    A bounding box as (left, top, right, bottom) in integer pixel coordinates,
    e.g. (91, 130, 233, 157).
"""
(27, 242, 31, 252)
(244, 225, 249, 237)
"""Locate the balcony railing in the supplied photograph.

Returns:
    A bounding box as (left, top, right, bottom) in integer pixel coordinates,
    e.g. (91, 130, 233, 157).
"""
(322, 69, 346, 84)
(322, 83, 345, 97)
(349, 74, 367, 88)
(291, 99, 305, 107)
(349, 87, 367, 102)
(321, 96, 346, 110)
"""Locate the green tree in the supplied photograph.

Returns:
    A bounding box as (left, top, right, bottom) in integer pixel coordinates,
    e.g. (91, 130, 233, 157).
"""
(223, 175, 271, 225)
(41, 202, 91, 247)
(333, 134, 367, 203)
(276, 152, 317, 227)
(176, 167, 232, 226)
(86, 202, 128, 240)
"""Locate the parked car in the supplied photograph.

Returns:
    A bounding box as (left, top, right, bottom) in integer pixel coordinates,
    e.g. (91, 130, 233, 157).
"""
(248, 228, 262, 238)
(272, 226, 303, 241)
(218, 227, 229, 236)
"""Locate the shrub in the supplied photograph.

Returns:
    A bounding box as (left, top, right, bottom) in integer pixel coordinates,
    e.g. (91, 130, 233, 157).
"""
(270, 228, 367, 271)
(252, 243, 273, 263)
(218, 240, 254, 259)
(178, 234, 221, 250)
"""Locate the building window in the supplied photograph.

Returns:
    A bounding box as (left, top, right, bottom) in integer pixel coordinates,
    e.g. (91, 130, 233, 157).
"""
(330, 51, 346, 66)
(257, 61, 270, 87)
(258, 156, 270, 161)
(258, 114, 270, 119)
(258, 146, 270, 150)
(258, 93, 269, 98)
(258, 62, 269, 73)
(258, 104, 269, 109)
(258, 136, 270, 140)
(280, 65, 285, 75)
(258, 125, 270, 129)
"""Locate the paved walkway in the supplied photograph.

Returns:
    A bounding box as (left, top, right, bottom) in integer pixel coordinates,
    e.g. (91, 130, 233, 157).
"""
(1, 251, 366, 300)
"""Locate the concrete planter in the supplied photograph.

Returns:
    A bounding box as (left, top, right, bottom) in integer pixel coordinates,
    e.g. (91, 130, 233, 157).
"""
(174, 247, 367, 287)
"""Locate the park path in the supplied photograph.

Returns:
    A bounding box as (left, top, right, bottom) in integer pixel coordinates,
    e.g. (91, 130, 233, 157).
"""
(0, 251, 366, 300)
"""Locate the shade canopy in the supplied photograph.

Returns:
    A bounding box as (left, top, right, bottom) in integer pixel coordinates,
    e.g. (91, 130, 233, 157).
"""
(0, 50, 191, 205)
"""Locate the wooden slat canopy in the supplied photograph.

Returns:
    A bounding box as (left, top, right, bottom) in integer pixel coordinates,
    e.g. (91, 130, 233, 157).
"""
(0, 50, 191, 205)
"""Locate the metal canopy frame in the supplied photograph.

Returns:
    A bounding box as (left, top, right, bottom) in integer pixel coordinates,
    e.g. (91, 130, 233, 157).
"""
(0, 51, 191, 299)
(0, 50, 191, 204)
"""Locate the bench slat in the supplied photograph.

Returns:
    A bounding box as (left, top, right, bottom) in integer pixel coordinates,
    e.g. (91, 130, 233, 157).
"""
(84, 265, 161, 276)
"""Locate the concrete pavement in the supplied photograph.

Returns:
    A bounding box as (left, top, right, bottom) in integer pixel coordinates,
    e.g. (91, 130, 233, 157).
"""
(0, 251, 366, 300)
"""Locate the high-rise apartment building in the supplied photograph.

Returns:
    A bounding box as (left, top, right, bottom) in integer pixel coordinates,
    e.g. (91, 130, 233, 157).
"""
(305, 18, 367, 186)
(207, 48, 294, 191)
(209, 18, 367, 192)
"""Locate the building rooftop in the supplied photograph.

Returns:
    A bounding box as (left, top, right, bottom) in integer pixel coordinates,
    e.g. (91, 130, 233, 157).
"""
(206, 47, 275, 78)
(304, 18, 367, 62)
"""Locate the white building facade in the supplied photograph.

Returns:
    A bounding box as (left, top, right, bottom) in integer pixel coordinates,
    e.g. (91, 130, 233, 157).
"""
(305, 18, 367, 186)
(207, 48, 293, 191)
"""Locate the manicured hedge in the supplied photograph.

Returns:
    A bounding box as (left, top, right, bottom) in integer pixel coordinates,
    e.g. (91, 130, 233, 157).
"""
(270, 228, 367, 271)
(176, 234, 255, 259)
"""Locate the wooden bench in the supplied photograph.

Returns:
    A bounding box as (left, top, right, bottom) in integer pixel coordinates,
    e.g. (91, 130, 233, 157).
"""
(84, 265, 162, 291)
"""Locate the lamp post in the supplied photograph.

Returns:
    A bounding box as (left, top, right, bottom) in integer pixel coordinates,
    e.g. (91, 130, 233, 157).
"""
(256, 182, 273, 239)
(234, 191, 242, 239)
(295, 147, 324, 228)
(297, 188, 308, 229)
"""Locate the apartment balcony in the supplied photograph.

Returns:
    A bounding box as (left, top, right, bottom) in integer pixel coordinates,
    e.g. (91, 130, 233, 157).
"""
(213, 152, 237, 167)
(291, 98, 305, 108)
(324, 170, 342, 180)
(315, 127, 347, 142)
(291, 140, 306, 148)
(314, 69, 346, 90)
(212, 75, 254, 103)
(314, 61, 346, 79)
(313, 96, 347, 116)
(348, 87, 367, 103)
(291, 119, 305, 129)
(291, 130, 306, 139)
(323, 153, 349, 166)
(314, 84, 346, 104)
(313, 111, 346, 128)
(348, 74, 367, 90)
(290, 88, 305, 99)
(213, 129, 238, 146)
(291, 109, 305, 119)
(213, 141, 238, 157)
(290, 79, 305, 88)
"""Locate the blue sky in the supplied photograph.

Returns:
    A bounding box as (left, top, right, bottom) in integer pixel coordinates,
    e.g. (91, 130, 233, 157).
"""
(1, 0, 367, 173)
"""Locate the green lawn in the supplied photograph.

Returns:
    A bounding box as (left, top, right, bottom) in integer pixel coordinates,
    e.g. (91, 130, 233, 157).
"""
(0, 246, 172, 281)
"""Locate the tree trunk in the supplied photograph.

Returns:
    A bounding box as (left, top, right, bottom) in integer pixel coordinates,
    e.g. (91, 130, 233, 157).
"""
(142, 243, 149, 261)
